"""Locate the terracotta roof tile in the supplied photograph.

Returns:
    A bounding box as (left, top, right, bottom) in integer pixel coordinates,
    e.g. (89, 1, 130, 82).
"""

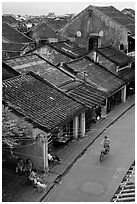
(61, 82, 107, 108)
(3, 54, 75, 87)
(118, 66, 135, 82)
(2, 15, 18, 24)
(34, 43, 73, 65)
(2, 23, 33, 44)
(2, 43, 27, 52)
(2, 72, 84, 131)
(96, 6, 135, 35)
(65, 57, 125, 95)
(97, 46, 132, 66)
(51, 41, 88, 58)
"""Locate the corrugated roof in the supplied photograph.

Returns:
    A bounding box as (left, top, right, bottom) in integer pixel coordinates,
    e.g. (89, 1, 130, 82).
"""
(3, 54, 75, 87)
(2, 23, 33, 44)
(95, 6, 135, 35)
(2, 72, 84, 131)
(97, 46, 132, 66)
(65, 57, 125, 95)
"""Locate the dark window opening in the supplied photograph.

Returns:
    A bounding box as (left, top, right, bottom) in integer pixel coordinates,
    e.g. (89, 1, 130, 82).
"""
(88, 10, 93, 18)
(119, 44, 124, 51)
(88, 37, 98, 52)
(128, 36, 135, 53)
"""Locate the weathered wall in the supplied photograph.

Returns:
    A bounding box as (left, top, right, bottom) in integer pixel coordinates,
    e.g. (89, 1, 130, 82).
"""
(88, 51, 117, 73)
(96, 53, 117, 73)
(58, 6, 128, 50)
(6, 111, 48, 171)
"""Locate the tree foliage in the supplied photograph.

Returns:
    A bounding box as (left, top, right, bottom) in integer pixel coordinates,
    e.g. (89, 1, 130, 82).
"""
(2, 105, 28, 148)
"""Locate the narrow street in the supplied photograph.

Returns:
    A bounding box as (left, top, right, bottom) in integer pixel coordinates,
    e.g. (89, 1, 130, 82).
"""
(43, 106, 135, 202)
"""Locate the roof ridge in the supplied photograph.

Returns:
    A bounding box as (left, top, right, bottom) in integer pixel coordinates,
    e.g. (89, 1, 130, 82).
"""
(26, 18, 57, 33)
(3, 22, 34, 43)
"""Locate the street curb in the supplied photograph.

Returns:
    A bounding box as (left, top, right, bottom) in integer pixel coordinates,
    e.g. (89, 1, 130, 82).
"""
(40, 102, 135, 202)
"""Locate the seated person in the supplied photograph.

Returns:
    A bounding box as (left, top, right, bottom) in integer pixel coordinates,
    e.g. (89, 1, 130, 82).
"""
(28, 169, 39, 184)
(24, 159, 33, 173)
(15, 158, 24, 175)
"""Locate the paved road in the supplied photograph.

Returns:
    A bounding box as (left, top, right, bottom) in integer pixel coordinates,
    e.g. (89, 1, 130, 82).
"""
(43, 106, 135, 202)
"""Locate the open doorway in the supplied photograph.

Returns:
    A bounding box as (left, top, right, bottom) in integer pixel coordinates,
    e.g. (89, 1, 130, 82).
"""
(88, 36, 98, 52)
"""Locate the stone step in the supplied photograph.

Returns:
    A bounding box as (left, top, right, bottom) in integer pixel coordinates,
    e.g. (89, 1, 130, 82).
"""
(115, 197, 135, 202)
(121, 189, 135, 193)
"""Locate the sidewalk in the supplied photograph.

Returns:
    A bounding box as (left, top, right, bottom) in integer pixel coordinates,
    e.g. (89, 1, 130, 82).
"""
(2, 95, 135, 202)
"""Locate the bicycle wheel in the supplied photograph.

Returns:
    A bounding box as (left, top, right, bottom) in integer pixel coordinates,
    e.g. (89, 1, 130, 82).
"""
(100, 151, 104, 162)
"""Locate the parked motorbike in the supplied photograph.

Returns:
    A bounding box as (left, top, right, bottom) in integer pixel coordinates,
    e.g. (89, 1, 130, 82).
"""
(48, 154, 61, 164)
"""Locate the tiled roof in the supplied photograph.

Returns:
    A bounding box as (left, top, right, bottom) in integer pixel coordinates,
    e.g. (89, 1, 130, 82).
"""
(2, 43, 27, 52)
(95, 6, 135, 35)
(3, 54, 75, 87)
(51, 41, 88, 59)
(2, 63, 20, 80)
(27, 21, 58, 39)
(46, 18, 69, 30)
(97, 46, 132, 66)
(122, 8, 135, 19)
(61, 81, 107, 108)
(118, 66, 135, 82)
(2, 72, 84, 131)
(34, 43, 73, 65)
(65, 57, 125, 95)
(2, 23, 34, 44)
(2, 15, 18, 24)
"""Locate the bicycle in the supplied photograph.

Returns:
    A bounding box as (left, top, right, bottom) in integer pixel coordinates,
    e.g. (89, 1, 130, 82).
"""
(100, 145, 110, 162)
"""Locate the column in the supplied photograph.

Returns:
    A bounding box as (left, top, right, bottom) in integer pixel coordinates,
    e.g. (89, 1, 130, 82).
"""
(41, 133, 49, 173)
(101, 98, 108, 118)
(73, 116, 79, 140)
(121, 85, 127, 102)
(80, 112, 85, 138)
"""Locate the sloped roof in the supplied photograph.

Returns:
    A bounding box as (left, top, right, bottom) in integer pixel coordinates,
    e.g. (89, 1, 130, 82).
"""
(2, 72, 84, 131)
(95, 6, 135, 35)
(27, 20, 58, 39)
(2, 15, 18, 24)
(2, 23, 34, 44)
(61, 81, 107, 108)
(46, 18, 69, 30)
(2, 62, 20, 81)
(97, 46, 132, 66)
(2, 43, 28, 52)
(34, 43, 73, 65)
(51, 41, 88, 59)
(65, 57, 125, 95)
(3, 54, 75, 87)
(118, 66, 135, 82)
(122, 8, 135, 19)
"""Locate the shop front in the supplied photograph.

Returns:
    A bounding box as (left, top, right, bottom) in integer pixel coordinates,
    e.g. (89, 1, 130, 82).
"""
(107, 90, 122, 113)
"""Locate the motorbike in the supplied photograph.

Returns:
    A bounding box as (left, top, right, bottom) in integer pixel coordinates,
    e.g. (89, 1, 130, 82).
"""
(48, 154, 61, 164)
(100, 145, 110, 162)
